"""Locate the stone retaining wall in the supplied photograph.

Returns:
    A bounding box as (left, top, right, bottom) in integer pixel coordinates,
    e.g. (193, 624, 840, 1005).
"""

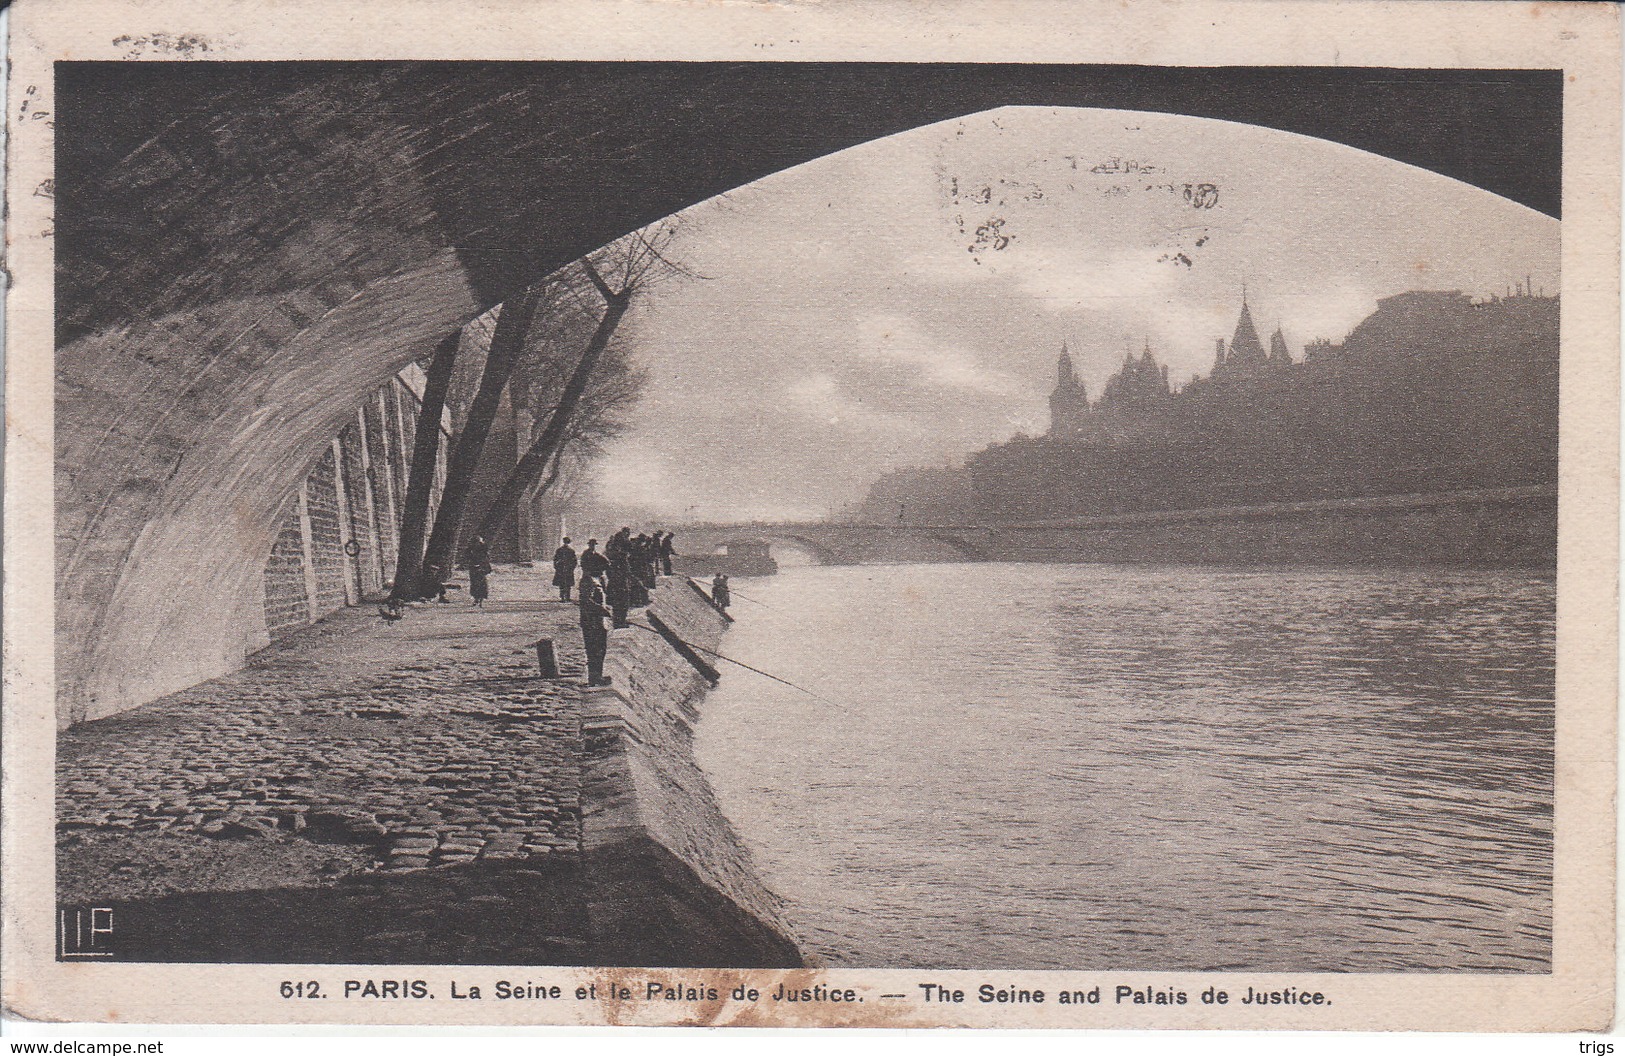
(680, 486, 1558, 571)
(579, 581, 804, 967)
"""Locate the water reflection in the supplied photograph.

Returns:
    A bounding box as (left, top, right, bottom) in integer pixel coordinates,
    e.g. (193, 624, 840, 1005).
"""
(693, 564, 1553, 972)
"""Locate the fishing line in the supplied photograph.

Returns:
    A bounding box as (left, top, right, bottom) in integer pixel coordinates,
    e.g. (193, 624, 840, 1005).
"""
(687, 580, 860, 702)
(626, 620, 850, 711)
(718, 584, 777, 611)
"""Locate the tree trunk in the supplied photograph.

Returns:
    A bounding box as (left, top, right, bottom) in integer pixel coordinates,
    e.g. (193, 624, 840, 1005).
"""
(417, 285, 542, 595)
(472, 287, 631, 543)
(389, 329, 460, 602)
(528, 444, 567, 502)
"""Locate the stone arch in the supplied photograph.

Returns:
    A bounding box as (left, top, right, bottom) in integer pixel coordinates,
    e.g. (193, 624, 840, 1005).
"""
(53, 63, 1558, 724)
(63, 256, 482, 723)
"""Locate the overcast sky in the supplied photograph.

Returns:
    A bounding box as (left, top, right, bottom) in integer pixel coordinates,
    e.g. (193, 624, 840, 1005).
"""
(587, 106, 1559, 523)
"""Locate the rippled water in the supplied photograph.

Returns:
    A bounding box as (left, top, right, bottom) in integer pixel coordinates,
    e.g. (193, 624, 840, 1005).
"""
(693, 562, 1553, 972)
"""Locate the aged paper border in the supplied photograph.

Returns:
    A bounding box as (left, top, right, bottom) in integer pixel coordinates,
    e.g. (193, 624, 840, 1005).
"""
(3, 0, 1618, 1031)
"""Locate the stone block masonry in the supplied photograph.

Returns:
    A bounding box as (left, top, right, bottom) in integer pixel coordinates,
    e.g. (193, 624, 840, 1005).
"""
(259, 368, 450, 645)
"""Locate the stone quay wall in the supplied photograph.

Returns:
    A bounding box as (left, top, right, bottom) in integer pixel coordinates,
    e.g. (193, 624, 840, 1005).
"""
(57, 571, 802, 966)
(58, 359, 453, 729)
(580, 581, 804, 967)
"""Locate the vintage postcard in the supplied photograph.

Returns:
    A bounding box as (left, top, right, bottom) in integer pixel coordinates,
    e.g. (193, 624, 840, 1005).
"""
(3, 0, 1618, 1032)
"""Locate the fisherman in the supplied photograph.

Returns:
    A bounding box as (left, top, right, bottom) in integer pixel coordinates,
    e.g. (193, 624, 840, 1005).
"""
(606, 526, 632, 563)
(552, 536, 578, 602)
(578, 571, 613, 687)
(627, 535, 652, 609)
(635, 533, 657, 591)
(607, 548, 632, 629)
(579, 538, 609, 584)
(659, 530, 676, 576)
(712, 573, 731, 611)
(466, 536, 492, 608)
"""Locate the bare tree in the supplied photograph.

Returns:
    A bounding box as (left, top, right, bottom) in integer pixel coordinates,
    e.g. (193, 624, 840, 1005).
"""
(518, 344, 645, 505)
(470, 223, 684, 543)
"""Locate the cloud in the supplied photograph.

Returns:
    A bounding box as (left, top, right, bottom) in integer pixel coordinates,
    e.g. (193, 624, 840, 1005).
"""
(783, 373, 919, 435)
(590, 445, 683, 511)
(591, 104, 1556, 523)
(1276, 284, 1383, 345)
(1006, 245, 1186, 310)
(851, 313, 1023, 397)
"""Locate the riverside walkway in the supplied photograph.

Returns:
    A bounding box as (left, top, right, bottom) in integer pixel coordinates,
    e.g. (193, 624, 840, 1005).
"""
(56, 567, 602, 962)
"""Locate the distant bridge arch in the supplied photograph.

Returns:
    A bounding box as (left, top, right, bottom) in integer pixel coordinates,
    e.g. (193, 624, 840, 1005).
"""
(768, 535, 844, 566)
(675, 524, 991, 568)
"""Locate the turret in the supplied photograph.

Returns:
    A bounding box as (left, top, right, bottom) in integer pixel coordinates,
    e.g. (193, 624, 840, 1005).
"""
(1269, 326, 1292, 370)
(1228, 296, 1268, 367)
(1048, 342, 1089, 438)
(1055, 342, 1083, 393)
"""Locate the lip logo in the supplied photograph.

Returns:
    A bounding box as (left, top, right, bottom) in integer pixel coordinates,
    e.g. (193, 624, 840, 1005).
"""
(58, 907, 115, 958)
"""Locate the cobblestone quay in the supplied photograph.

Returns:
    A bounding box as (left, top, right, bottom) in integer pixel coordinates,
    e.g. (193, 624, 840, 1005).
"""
(56, 568, 799, 966)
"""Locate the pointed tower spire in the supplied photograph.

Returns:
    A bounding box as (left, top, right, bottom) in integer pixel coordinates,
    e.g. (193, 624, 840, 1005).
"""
(1228, 292, 1267, 368)
(1056, 341, 1080, 388)
(1269, 324, 1291, 368)
(1049, 339, 1087, 438)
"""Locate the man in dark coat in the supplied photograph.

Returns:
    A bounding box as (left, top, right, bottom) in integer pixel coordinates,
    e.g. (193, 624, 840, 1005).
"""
(628, 534, 652, 607)
(465, 536, 493, 607)
(552, 537, 578, 601)
(579, 538, 608, 583)
(606, 549, 632, 629)
(634, 533, 657, 591)
(578, 572, 613, 686)
(423, 563, 450, 603)
(658, 531, 676, 576)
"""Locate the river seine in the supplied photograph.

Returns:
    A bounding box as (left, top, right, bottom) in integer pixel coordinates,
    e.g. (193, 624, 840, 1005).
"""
(691, 561, 1553, 971)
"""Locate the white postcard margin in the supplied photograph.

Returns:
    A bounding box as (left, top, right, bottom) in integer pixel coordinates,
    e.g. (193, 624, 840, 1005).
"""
(2, 0, 1618, 1031)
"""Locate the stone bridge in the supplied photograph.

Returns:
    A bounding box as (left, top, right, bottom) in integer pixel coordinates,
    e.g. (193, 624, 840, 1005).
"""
(674, 485, 1558, 572)
(43, 59, 1557, 725)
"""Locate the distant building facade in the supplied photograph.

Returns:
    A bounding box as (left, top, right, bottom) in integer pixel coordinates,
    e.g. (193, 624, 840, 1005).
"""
(878, 282, 1557, 528)
(1047, 293, 1300, 441)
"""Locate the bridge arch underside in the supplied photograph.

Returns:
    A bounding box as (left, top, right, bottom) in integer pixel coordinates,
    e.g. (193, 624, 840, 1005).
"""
(764, 536, 841, 566)
(52, 62, 1558, 725)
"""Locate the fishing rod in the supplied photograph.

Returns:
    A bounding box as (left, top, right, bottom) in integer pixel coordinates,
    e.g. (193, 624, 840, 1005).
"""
(718, 584, 777, 611)
(626, 620, 849, 711)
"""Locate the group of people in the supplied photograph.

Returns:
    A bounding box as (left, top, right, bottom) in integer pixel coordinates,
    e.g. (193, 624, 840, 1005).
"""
(552, 528, 679, 686)
(550, 529, 675, 605)
(426, 527, 729, 688)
